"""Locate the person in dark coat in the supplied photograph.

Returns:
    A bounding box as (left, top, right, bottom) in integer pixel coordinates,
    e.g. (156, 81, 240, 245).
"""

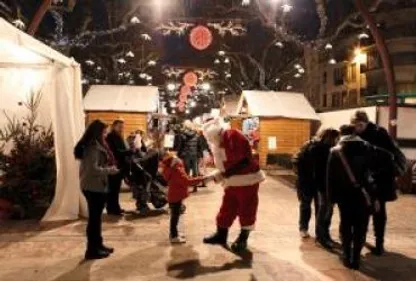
(105, 120, 129, 215)
(74, 120, 119, 260)
(327, 125, 393, 269)
(177, 128, 200, 191)
(351, 110, 397, 255)
(293, 128, 339, 249)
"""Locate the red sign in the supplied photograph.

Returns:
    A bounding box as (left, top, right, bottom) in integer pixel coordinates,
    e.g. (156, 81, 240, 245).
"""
(189, 25, 213, 51)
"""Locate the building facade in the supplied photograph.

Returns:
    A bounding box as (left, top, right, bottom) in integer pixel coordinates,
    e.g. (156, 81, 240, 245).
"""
(310, 5, 416, 112)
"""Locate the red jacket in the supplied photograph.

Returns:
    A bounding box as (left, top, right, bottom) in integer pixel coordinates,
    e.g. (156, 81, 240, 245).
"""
(161, 156, 203, 203)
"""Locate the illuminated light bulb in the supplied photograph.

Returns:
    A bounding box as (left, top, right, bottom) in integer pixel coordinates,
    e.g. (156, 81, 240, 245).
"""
(130, 16, 141, 24)
(214, 59, 221, 64)
(146, 76, 152, 81)
(185, 109, 190, 114)
(329, 58, 337, 64)
(286, 85, 293, 90)
(298, 68, 305, 74)
(81, 79, 89, 85)
(294, 73, 301, 78)
(172, 109, 176, 114)
(85, 60, 95, 66)
(358, 32, 370, 40)
(148, 60, 156, 66)
(242, 0, 250, 6)
(275, 78, 280, 83)
(218, 50, 226, 56)
(226, 73, 232, 79)
(117, 58, 126, 64)
(96, 66, 102, 71)
(202, 83, 211, 90)
(282, 4, 293, 13)
(167, 83, 176, 91)
(139, 73, 147, 79)
(190, 101, 196, 107)
(126, 51, 135, 58)
(294, 64, 302, 69)
(275, 41, 284, 48)
(325, 43, 333, 50)
(224, 58, 230, 64)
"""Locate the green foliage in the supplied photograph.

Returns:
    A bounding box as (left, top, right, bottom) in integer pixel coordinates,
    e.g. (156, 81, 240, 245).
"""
(0, 91, 56, 219)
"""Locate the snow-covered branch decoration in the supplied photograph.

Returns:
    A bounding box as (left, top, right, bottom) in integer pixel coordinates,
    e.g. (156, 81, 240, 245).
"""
(163, 68, 185, 78)
(50, 10, 63, 41)
(315, 0, 328, 38)
(207, 21, 246, 37)
(195, 69, 219, 80)
(156, 22, 195, 36)
(12, 19, 25, 30)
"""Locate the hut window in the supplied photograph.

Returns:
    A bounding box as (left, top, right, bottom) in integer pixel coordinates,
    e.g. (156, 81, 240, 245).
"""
(333, 67, 345, 86)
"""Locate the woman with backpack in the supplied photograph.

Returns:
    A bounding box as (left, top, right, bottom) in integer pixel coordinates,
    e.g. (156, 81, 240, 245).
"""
(294, 128, 340, 248)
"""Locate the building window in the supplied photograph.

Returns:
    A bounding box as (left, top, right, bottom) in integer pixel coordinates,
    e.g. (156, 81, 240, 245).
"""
(349, 90, 358, 106)
(323, 71, 327, 84)
(323, 94, 327, 107)
(342, 91, 348, 105)
(333, 68, 345, 86)
(331, 92, 341, 108)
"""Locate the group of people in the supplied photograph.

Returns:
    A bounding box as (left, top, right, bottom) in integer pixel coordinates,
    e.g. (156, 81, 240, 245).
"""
(295, 110, 405, 270)
(74, 117, 265, 260)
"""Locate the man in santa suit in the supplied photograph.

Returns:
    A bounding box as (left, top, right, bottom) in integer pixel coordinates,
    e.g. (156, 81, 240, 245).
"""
(202, 118, 265, 252)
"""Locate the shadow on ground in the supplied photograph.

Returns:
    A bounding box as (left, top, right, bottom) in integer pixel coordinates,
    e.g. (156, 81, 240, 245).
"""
(166, 245, 253, 279)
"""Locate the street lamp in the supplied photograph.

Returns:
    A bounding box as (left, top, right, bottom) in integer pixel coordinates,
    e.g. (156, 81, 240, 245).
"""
(329, 58, 337, 65)
(218, 50, 226, 56)
(353, 48, 367, 64)
(224, 58, 230, 64)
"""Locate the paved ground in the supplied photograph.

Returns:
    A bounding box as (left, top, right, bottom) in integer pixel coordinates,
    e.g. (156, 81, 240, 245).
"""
(0, 176, 416, 281)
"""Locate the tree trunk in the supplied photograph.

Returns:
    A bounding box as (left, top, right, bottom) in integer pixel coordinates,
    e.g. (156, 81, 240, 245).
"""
(28, 0, 52, 36)
(354, 0, 397, 139)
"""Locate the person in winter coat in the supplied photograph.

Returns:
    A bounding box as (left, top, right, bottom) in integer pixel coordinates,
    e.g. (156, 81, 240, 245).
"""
(160, 153, 204, 244)
(327, 125, 393, 269)
(293, 128, 340, 248)
(178, 128, 200, 191)
(74, 120, 119, 260)
(351, 110, 398, 255)
(105, 120, 130, 216)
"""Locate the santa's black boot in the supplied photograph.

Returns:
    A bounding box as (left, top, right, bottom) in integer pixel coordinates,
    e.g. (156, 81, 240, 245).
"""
(203, 227, 228, 246)
(231, 229, 250, 253)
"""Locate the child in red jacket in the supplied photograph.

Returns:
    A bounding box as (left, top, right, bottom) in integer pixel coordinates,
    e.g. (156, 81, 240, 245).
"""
(160, 153, 205, 244)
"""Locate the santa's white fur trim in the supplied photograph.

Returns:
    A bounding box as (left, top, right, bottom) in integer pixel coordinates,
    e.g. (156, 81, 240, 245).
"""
(241, 225, 255, 231)
(223, 170, 266, 187)
(202, 118, 223, 146)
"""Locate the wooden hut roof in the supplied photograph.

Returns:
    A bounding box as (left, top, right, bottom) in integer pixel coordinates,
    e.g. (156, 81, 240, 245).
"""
(236, 90, 320, 120)
(84, 85, 159, 113)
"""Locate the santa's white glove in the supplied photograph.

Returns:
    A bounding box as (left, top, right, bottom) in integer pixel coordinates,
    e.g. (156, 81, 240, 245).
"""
(204, 169, 224, 184)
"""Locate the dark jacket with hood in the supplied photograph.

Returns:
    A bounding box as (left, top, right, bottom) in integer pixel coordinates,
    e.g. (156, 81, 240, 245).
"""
(177, 129, 200, 159)
(295, 139, 332, 196)
(327, 135, 394, 205)
(357, 122, 397, 201)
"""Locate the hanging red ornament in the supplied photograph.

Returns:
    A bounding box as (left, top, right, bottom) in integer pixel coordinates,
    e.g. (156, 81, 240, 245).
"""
(189, 25, 213, 51)
(180, 83, 193, 93)
(178, 104, 186, 112)
(179, 94, 187, 102)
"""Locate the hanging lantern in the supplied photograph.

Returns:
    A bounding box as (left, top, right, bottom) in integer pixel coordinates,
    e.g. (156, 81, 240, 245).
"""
(189, 25, 213, 51)
(179, 94, 187, 103)
(183, 73, 198, 87)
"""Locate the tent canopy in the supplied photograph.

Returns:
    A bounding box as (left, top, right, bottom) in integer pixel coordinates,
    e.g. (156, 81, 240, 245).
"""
(0, 18, 86, 221)
(318, 106, 377, 131)
(84, 85, 159, 113)
(236, 90, 320, 120)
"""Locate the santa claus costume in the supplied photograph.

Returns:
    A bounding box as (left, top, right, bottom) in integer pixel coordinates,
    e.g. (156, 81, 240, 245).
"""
(202, 119, 265, 252)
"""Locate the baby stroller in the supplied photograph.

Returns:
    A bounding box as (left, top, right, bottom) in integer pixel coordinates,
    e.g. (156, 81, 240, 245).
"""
(126, 151, 168, 213)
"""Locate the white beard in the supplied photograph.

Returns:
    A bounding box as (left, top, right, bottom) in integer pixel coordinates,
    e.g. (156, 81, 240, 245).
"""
(203, 119, 226, 171)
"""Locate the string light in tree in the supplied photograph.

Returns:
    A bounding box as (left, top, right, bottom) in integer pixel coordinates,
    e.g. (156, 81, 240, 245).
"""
(148, 60, 157, 66)
(329, 58, 337, 64)
(324, 43, 333, 50)
(218, 50, 226, 56)
(242, 0, 250, 6)
(126, 51, 135, 58)
(189, 25, 213, 51)
(130, 16, 141, 24)
(275, 42, 284, 48)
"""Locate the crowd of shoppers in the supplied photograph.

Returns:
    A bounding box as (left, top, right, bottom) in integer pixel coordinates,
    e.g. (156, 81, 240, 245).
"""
(295, 110, 405, 270)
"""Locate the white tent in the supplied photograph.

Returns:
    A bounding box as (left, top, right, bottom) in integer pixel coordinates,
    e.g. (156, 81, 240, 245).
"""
(84, 85, 159, 112)
(236, 90, 320, 120)
(0, 18, 86, 221)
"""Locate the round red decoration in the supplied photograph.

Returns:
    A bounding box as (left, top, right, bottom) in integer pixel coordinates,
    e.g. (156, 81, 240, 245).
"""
(183, 73, 198, 87)
(189, 25, 213, 51)
(179, 95, 187, 102)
